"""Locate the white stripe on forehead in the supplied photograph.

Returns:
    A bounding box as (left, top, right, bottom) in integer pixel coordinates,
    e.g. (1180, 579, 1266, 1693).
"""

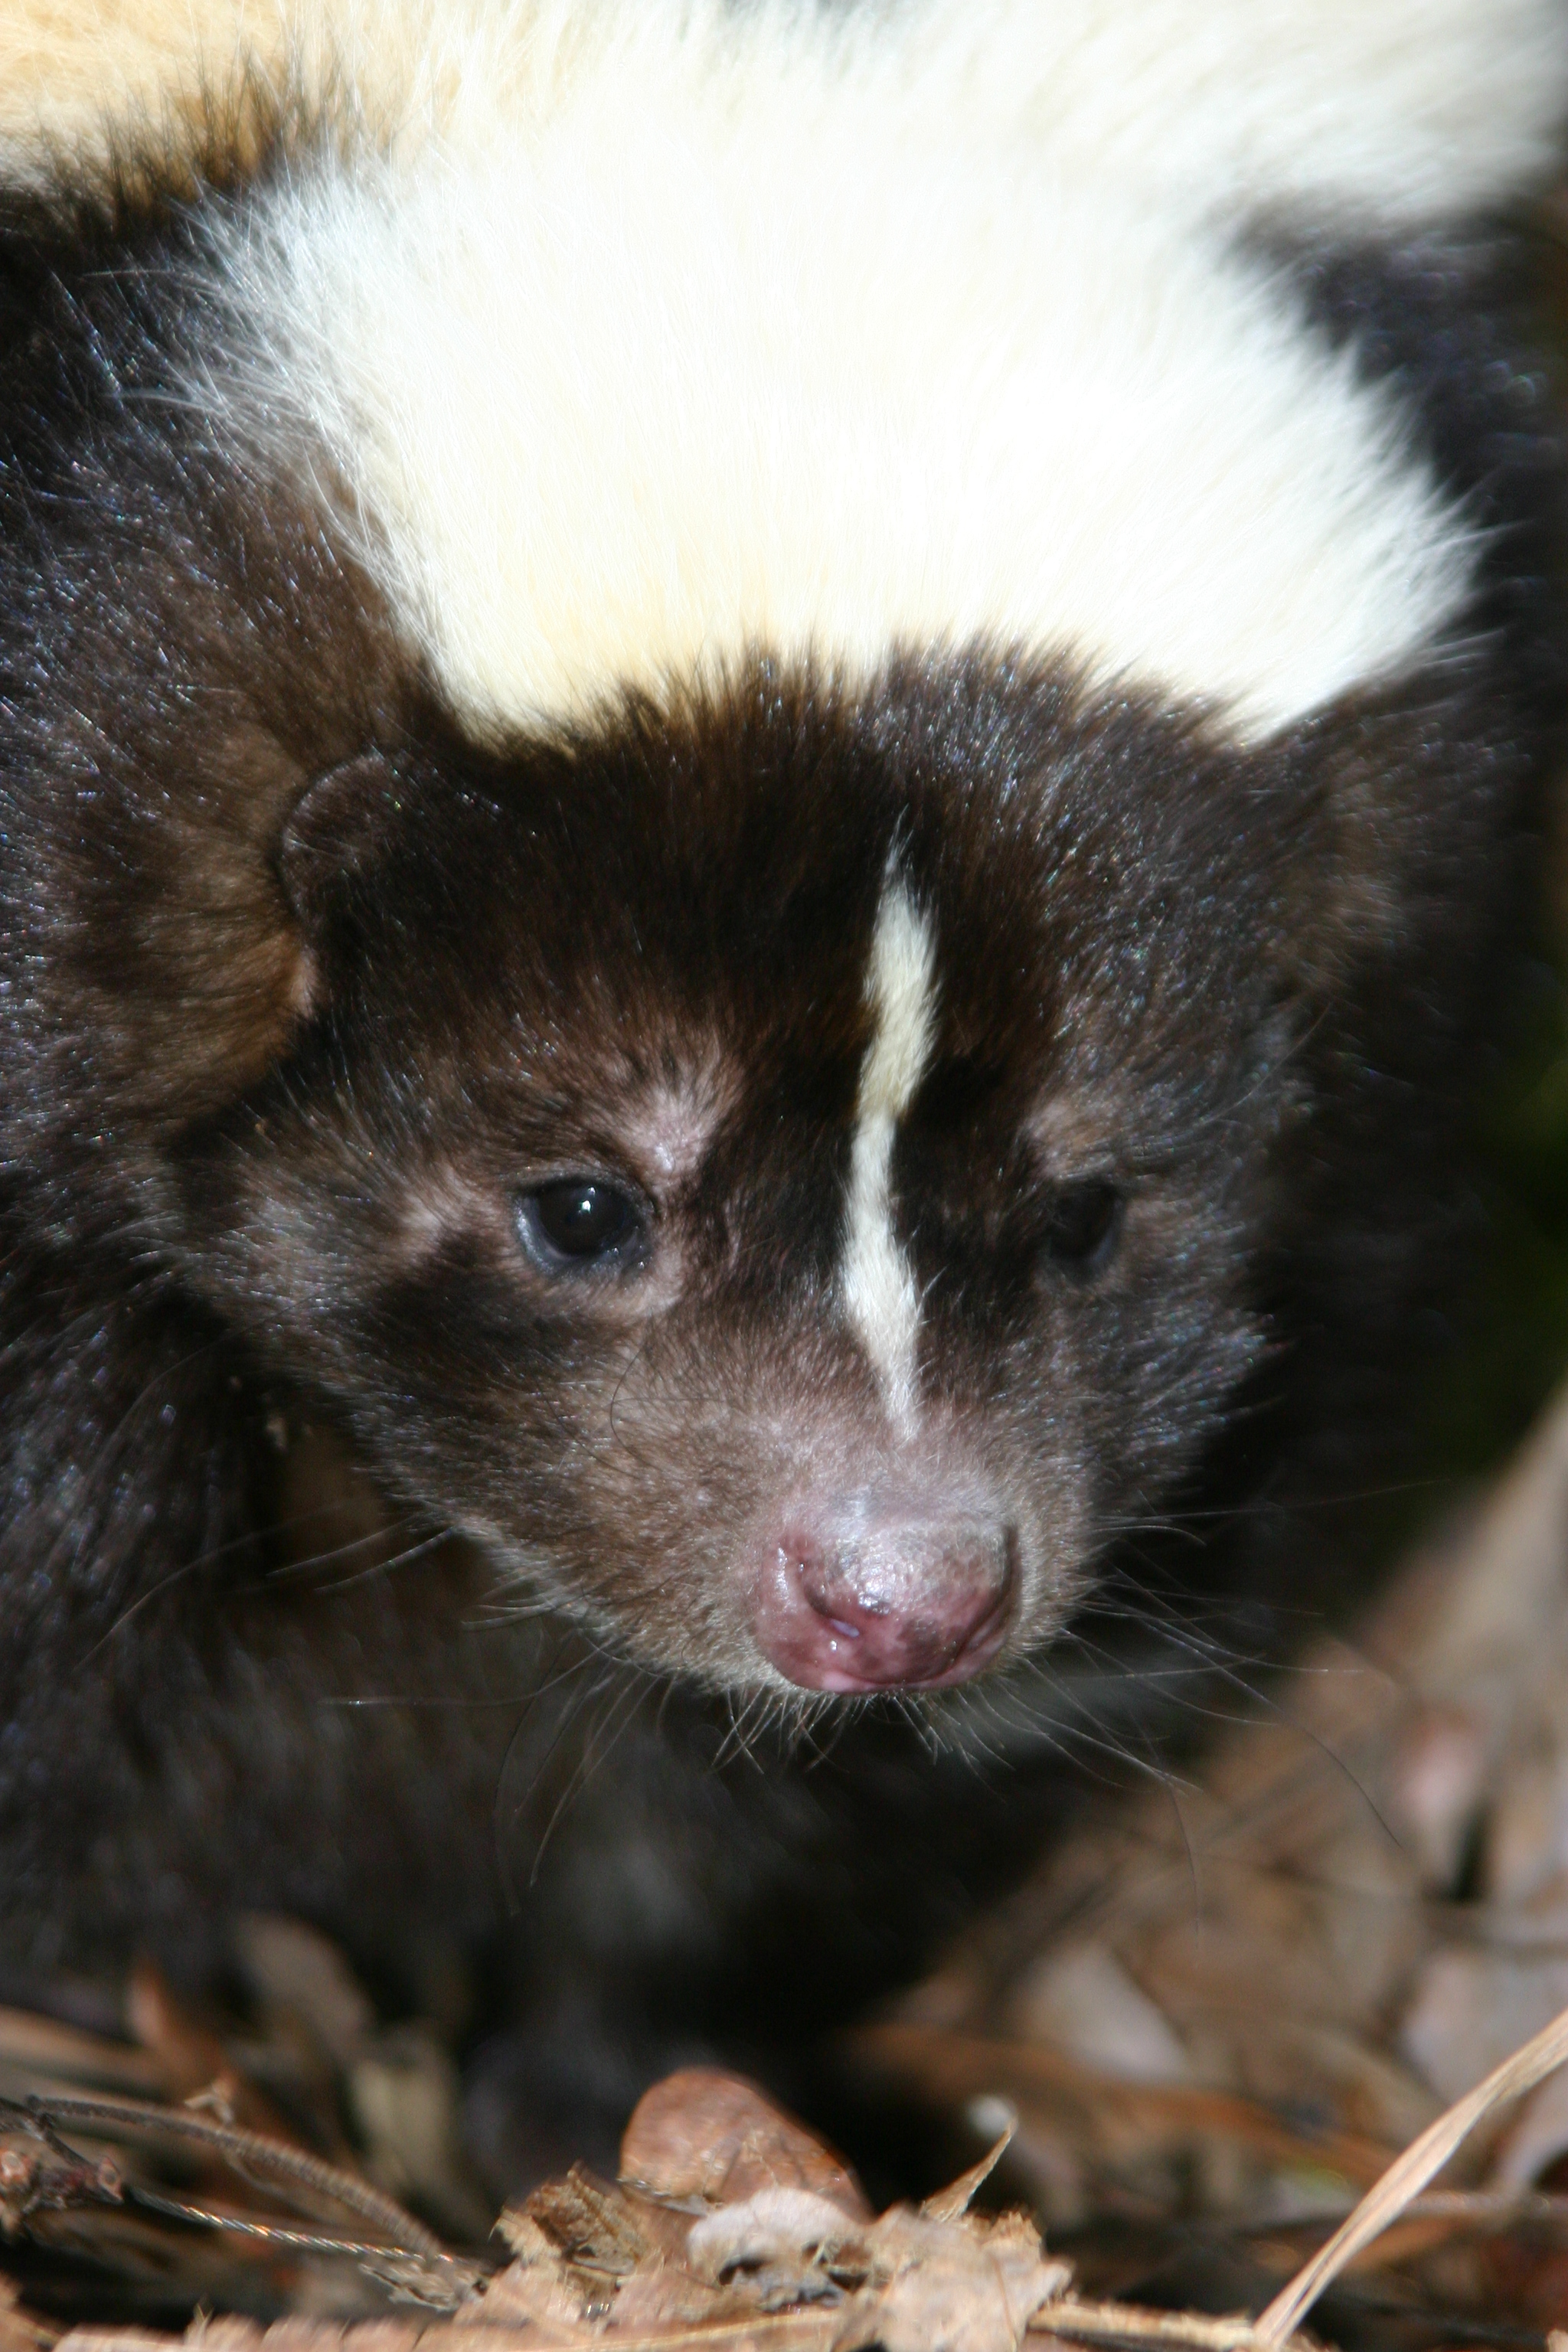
(841, 882, 939, 1437)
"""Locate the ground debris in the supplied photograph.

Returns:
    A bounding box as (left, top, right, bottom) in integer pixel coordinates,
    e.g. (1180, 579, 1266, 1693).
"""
(0, 2047, 1340, 2352)
(15, 1392, 1568, 2347)
(475, 2082, 1068, 2351)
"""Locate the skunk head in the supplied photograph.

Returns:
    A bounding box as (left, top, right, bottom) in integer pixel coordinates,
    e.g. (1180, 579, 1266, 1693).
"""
(155, 654, 1327, 1695)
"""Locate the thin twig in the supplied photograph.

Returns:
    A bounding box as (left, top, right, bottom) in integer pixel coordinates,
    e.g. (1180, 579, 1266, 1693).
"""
(1255, 1994, 1568, 2342)
(1032, 2304, 1296, 2350)
(123, 2186, 477, 2274)
(2, 2093, 446, 2259)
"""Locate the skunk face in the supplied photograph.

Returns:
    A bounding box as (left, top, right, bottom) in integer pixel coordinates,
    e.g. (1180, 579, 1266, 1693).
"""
(173, 666, 1301, 1693)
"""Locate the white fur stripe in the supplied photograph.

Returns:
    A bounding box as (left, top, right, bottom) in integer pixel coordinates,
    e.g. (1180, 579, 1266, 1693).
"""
(201, 0, 1486, 745)
(7, 6, 1562, 745)
(909, 0, 1568, 230)
(841, 884, 939, 1435)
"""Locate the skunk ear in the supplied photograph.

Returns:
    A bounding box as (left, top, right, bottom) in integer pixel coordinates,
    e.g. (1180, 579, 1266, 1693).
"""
(1271, 683, 1508, 1006)
(278, 750, 408, 932)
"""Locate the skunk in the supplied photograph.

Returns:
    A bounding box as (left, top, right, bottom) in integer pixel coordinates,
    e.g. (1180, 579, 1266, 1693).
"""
(0, 0, 1564, 2177)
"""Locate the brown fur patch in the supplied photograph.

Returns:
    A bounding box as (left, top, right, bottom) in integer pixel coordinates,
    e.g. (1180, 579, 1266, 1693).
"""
(0, 0, 479, 196)
(0, 1, 620, 195)
(0, 2, 294, 173)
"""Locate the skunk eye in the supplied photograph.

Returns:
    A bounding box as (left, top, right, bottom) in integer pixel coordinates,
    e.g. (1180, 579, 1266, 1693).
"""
(517, 1178, 645, 1273)
(1042, 1179, 1121, 1268)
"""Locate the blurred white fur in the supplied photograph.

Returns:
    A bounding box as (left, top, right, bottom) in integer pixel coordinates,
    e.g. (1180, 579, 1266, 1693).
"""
(12, 0, 1561, 737)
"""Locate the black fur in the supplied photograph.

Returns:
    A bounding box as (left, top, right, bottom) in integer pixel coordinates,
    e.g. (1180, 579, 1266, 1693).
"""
(0, 104, 1562, 2194)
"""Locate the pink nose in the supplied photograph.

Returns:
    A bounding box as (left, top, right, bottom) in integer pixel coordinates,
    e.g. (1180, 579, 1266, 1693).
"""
(752, 1504, 1015, 1692)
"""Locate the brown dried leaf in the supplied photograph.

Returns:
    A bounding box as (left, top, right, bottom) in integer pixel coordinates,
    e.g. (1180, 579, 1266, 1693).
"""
(597, 2259, 733, 2331)
(349, 2030, 495, 2245)
(1005, 1947, 1191, 2087)
(492, 2213, 560, 2265)
(459, 2295, 592, 2344)
(619, 2078, 868, 2220)
(525, 2168, 655, 2279)
(126, 1964, 300, 2146)
(486, 2094, 1070, 2352)
(466, 2265, 587, 2333)
(482, 2213, 593, 2331)
(0, 2010, 161, 2102)
(234, 1919, 374, 2073)
(612, 2189, 711, 2270)
(920, 2131, 1013, 2226)
(834, 2206, 1067, 2352)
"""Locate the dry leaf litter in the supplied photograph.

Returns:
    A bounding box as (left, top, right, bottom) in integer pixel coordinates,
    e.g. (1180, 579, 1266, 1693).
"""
(12, 1385, 1568, 2347)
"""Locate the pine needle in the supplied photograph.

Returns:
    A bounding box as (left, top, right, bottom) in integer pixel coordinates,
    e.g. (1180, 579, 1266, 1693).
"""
(1254, 1994, 1568, 2342)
